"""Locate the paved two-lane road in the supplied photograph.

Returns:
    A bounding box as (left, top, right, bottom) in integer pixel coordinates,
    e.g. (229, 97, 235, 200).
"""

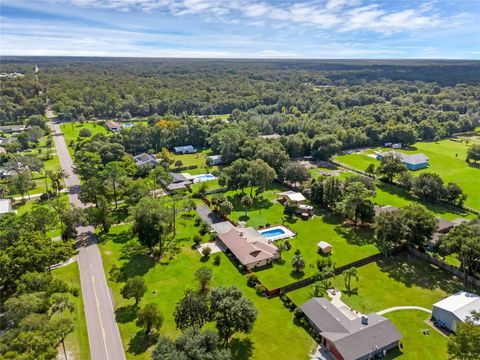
(48, 111, 126, 360)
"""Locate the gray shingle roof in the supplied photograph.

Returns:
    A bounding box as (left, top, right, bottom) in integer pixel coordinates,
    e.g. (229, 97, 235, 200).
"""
(300, 298, 402, 360)
(133, 153, 158, 167)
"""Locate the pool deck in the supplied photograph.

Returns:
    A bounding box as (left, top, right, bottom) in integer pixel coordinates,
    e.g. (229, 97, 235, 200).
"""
(258, 225, 296, 241)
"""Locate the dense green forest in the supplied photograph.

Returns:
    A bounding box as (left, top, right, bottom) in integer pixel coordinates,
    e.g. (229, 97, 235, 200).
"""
(1, 58, 479, 152)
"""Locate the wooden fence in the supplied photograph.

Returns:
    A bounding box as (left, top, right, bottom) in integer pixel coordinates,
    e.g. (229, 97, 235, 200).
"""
(407, 246, 480, 288)
(266, 245, 406, 298)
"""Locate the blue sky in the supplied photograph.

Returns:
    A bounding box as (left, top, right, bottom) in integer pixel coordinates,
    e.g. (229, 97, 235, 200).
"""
(1, 0, 479, 58)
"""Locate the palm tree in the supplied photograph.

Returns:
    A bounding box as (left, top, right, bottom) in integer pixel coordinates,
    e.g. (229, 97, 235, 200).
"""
(343, 267, 359, 292)
(291, 254, 305, 273)
(241, 195, 253, 216)
(317, 266, 334, 290)
(47, 168, 68, 196)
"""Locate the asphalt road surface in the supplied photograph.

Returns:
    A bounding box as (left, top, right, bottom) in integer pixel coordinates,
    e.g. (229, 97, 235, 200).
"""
(48, 111, 126, 360)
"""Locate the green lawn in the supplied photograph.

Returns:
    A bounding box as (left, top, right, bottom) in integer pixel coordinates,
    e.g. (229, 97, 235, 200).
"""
(61, 122, 109, 151)
(13, 193, 70, 238)
(287, 254, 470, 359)
(52, 262, 91, 360)
(384, 310, 449, 360)
(98, 219, 315, 360)
(2, 152, 64, 198)
(374, 182, 475, 221)
(210, 185, 380, 289)
(289, 254, 467, 312)
(335, 139, 480, 210)
(170, 149, 214, 175)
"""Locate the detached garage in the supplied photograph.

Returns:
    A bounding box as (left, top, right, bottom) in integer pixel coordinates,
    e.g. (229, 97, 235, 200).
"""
(432, 291, 480, 332)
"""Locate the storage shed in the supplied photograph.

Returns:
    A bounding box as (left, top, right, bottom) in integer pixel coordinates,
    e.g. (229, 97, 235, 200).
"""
(432, 291, 480, 332)
(317, 241, 332, 254)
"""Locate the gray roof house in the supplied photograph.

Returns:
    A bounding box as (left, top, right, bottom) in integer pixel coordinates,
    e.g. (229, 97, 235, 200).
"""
(375, 151, 429, 170)
(165, 172, 194, 192)
(436, 218, 456, 234)
(300, 298, 402, 360)
(173, 145, 197, 154)
(133, 153, 158, 167)
(207, 155, 225, 166)
(374, 205, 398, 217)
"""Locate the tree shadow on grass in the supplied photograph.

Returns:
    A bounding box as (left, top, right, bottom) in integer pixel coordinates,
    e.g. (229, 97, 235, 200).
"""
(239, 215, 250, 222)
(127, 331, 159, 355)
(334, 225, 376, 246)
(121, 254, 156, 278)
(98, 230, 131, 245)
(230, 338, 253, 360)
(115, 304, 138, 323)
(387, 345, 404, 359)
(290, 270, 306, 280)
(112, 207, 129, 223)
(316, 210, 343, 226)
(468, 162, 480, 170)
(227, 194, 273, 213)
(377, 255, 464, 294)
(376, 182, 470, 217)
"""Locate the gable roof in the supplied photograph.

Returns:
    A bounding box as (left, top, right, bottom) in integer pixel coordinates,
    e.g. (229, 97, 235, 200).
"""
(300, 298, 355, 333)
(317, 241, 332, 250)
(133, 153, 158, 167)
(278, 190, 306, 202)
(174, 145, 196, 152)
(323, 317, 402, 360)
(378, 151, 429, 165)
(374, 205, 398, 217)
(300, 298, 402, 360)
(170, 172, 190, 183)
(105, 120, 121, 129)
(436, 217, 456, 232)
(394, 152, 429, 165)
(433, 291, 480, 322)
(217, 228, 278, 267)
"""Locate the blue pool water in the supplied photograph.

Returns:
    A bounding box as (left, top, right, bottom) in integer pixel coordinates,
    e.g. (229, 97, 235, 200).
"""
(260, 228, 286, 238)
(194, 173, 217, 182)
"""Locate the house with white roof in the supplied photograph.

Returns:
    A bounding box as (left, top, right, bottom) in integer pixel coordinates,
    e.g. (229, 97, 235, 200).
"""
(207, 155, 224, 166)
(0, 199, 13, 215)
(375, 151, 429, 170)
(432, 291, 480, 331)
(173, 145, 197, 154)
(278, 191, 306, 204)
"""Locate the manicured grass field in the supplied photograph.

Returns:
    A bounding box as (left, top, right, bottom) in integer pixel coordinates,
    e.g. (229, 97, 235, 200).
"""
(211, 182, 473, 290)
(335, 139, 480, 210)
(53, 262, 91, 360)
(212, 185, 379, 289)
(61, 122, 109, 152)
(99, 219, 315, 360)
(374, 182, 475, 221)
(384, 310, 449, 360)
(171, 150, 212, 175)
(287, 254, 470, 359)
(288, 254, 467, 311)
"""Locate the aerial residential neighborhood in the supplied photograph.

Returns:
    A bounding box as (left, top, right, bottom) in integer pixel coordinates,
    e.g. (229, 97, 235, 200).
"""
(1, 1, 479, 360)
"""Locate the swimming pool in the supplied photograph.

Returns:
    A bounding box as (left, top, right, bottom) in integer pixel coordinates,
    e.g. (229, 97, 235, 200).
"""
(192, 173, 217, 183)
(259, 225, 295, 241)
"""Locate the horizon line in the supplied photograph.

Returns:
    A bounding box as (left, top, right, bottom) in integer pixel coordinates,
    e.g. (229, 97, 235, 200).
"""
(1, 55, 479, 61)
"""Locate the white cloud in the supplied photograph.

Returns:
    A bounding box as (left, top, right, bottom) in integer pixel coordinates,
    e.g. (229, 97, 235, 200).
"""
(1, 0, 477, 58)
